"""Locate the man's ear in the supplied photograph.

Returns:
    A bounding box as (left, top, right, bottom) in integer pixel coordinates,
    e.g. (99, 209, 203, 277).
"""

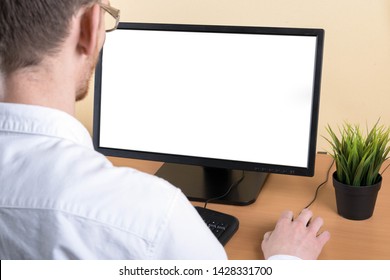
(77, 4, 101, 56)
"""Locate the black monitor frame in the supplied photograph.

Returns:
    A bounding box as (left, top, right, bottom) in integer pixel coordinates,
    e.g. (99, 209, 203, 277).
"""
(93, 22, 324, 205)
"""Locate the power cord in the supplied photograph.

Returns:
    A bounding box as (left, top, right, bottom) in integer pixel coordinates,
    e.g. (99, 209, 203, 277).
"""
(203, 170, 245, 209)
(200, 158, 389, 210)
(381, 159, 390, 175)
(304, 159, 335, 209)
(304, 157, 390, 209)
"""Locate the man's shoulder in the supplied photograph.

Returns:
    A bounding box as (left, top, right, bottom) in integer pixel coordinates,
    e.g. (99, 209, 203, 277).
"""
(59, 152, 183, 233)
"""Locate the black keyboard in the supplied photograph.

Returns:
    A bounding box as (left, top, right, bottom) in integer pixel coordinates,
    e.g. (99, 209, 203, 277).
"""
(195, 206, 239, 246)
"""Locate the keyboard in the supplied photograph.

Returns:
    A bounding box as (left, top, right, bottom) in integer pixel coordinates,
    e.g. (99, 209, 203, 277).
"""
(195, 206, 239, 246)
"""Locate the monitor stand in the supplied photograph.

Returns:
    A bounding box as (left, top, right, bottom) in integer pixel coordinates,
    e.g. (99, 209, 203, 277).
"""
(155, 163, 268, 206)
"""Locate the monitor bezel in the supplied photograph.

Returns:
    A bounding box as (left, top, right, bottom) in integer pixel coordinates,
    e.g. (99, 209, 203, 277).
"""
(93, 22, 324, 177)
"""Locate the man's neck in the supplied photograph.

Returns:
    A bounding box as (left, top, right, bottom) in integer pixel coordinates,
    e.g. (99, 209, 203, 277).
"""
(1, 64, 76, 116)
(0, 71, 4, 102)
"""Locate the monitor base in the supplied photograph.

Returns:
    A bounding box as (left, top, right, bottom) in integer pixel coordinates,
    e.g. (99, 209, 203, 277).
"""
(156, 163, 268, 206)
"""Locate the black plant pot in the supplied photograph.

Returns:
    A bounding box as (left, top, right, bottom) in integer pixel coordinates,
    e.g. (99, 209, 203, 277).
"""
(332, 172, 382, 220)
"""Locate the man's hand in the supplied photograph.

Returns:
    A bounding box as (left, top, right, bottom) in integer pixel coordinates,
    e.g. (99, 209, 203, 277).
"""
(261, 209, 331, 260)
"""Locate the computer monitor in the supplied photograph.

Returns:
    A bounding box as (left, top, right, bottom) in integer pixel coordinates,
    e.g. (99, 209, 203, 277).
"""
(93, 22, 324, 205)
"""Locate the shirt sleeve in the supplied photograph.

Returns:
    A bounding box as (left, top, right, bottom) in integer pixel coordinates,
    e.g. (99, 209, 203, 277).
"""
(153, 190, 228, 260)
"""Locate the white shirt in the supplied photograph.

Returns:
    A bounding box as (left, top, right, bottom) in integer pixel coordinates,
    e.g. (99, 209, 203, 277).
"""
(0, 102, 227, 260)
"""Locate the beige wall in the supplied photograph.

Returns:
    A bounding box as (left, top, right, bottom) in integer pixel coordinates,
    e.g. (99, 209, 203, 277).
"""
(76, 0, 390, 152)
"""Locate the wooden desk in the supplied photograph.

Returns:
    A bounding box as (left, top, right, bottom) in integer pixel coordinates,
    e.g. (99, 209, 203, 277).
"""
(108, 154, 390, 260)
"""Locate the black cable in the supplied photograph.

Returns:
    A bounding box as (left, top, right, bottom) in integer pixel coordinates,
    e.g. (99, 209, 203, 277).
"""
(201, 157, 388, 210)
(304, 157, 389, 210)
(304, 159, 335, 209)
(381, 159, 390, 175)
(203, 170, 245, 209)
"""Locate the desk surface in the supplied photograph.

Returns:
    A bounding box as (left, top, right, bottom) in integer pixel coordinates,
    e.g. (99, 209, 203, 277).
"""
(108, 154, 390, 260)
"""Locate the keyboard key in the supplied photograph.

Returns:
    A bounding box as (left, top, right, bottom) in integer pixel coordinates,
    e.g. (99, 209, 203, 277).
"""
(195, 206, 239, 246)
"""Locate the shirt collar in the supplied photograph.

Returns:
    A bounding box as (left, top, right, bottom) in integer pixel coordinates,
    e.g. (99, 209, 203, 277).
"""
(0, 102, 93, 149)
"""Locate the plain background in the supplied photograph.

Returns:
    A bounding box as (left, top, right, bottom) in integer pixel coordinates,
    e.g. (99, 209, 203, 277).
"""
(76, 0, 390, 152)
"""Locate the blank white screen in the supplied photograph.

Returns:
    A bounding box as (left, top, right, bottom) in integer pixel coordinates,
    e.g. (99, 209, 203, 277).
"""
(99, 29, 317, 168)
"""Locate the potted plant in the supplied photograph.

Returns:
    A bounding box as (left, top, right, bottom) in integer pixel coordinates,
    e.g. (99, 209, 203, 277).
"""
(325, 121, 390, 220)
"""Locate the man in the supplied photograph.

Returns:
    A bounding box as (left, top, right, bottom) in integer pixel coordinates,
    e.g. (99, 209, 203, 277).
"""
(0, 0, 330, 259)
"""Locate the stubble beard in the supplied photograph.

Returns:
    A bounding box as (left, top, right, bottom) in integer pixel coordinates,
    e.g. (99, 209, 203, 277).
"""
(75, 49, 100, 102)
